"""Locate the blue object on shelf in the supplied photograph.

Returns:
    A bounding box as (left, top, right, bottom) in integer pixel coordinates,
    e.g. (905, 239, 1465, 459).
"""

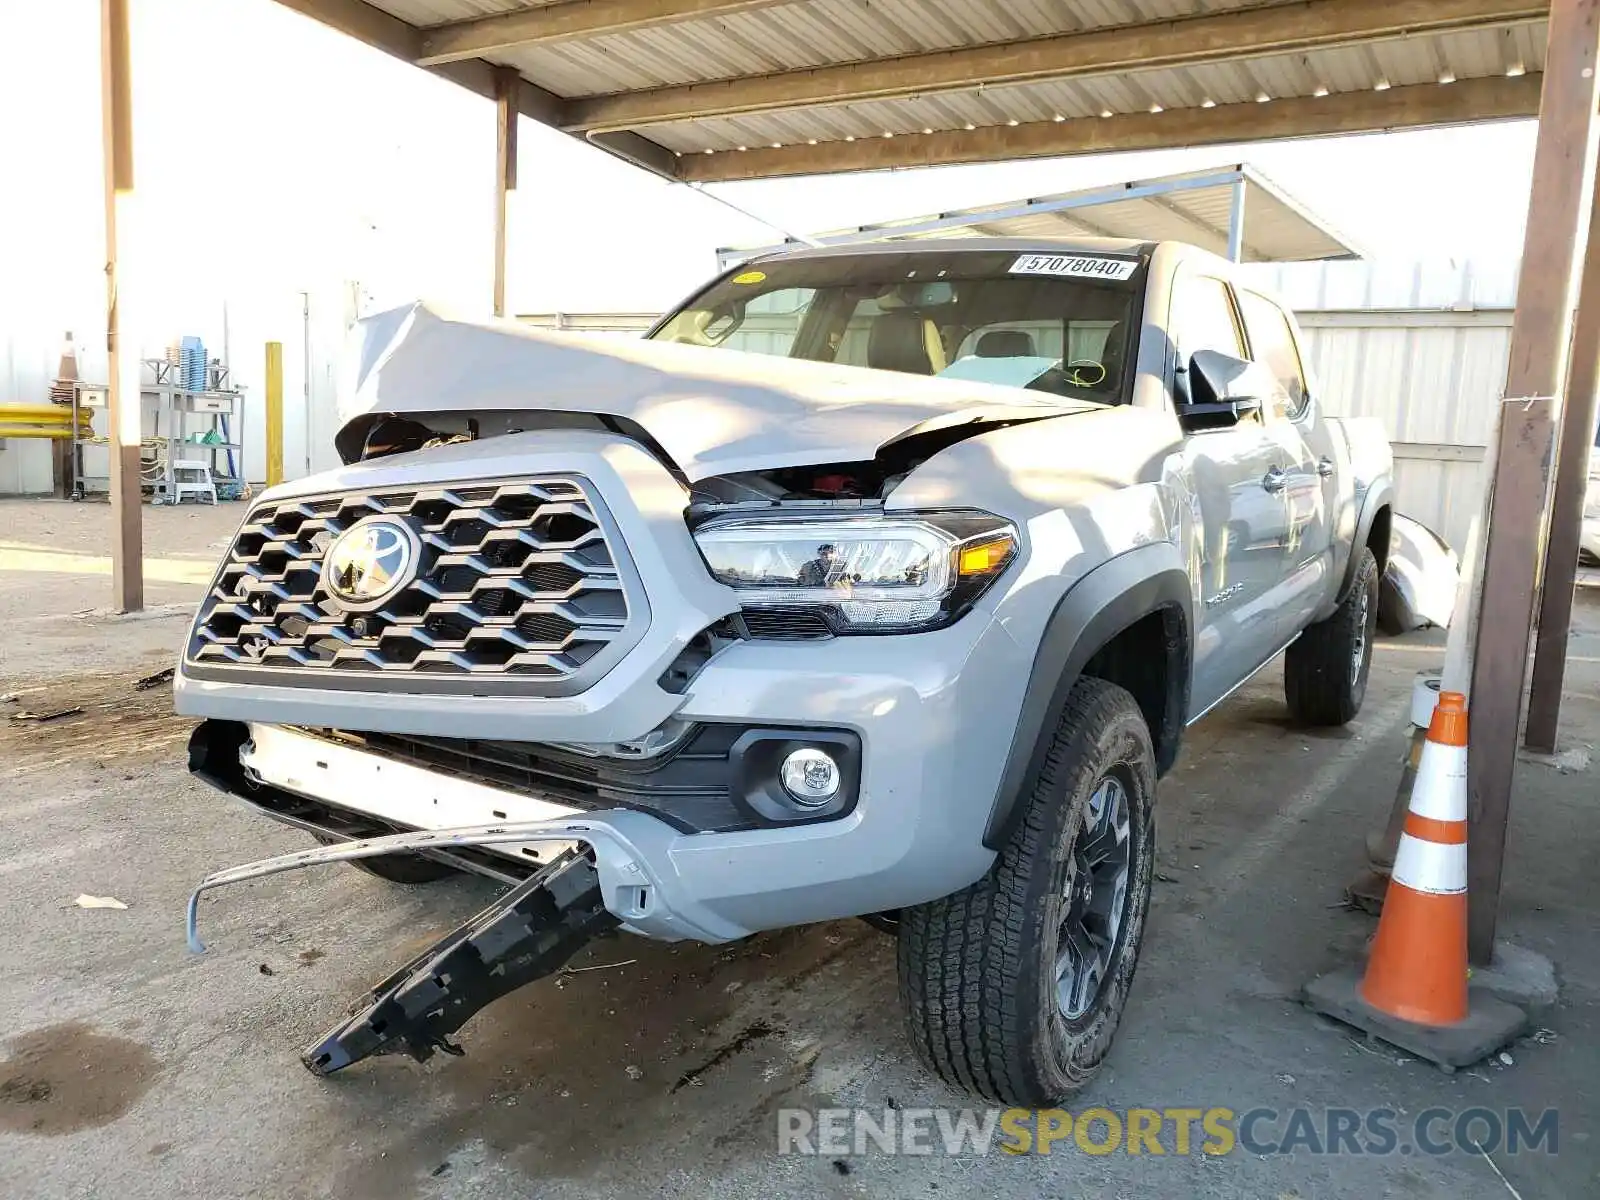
(179, 335, 207, 391)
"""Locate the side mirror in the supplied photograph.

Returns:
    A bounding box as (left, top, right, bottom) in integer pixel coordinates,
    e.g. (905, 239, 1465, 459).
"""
(1181, 349, 1273, 429)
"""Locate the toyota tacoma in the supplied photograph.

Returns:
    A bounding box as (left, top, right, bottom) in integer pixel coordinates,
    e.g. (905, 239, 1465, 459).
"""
(178, 239, 1392, 1104)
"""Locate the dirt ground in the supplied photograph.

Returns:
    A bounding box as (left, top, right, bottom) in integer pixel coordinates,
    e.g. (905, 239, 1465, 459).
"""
(1, 497, 1597, 1200)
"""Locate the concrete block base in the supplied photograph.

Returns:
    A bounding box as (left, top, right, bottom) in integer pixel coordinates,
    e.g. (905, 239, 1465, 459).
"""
(1304, 967, 1527, 1072)
(1471, 941, 1559, 1017)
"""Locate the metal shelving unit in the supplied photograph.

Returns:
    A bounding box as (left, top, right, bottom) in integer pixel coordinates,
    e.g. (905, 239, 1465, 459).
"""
(140, 357, 245, 503)
(64, 357, 247, 502)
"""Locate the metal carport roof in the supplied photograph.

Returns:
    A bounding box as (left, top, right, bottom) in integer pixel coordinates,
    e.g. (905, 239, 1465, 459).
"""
(715, 165, 1362, 266)
(278, 0, 1548, 181)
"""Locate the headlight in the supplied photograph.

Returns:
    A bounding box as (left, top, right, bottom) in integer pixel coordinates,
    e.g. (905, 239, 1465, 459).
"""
(693, 512, 1017, 633)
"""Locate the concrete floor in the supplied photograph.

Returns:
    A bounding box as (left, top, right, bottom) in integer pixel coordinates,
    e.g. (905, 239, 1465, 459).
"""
(1, 497, 1597, 1200)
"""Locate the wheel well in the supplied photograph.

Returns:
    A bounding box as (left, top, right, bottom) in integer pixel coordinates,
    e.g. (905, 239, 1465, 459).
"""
(1367, 504, 1392, 574)
(1080, 605, 1187, 776)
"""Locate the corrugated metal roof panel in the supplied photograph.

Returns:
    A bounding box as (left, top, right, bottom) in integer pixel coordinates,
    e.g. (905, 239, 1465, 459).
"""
(376, 0, 535, 26)
(719, 166, 1356, 262)
(434, 2, 1540, 102)
(639, 25, 1545, 155)
(476, 0, 1274, 97)
(325, 3, 1550, 173)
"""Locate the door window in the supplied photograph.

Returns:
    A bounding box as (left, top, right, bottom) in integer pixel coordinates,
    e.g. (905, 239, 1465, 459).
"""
(1171, 274, 1245, 359)
(1238, 291, 1310, 419)
(1170, 273, 1247, 411)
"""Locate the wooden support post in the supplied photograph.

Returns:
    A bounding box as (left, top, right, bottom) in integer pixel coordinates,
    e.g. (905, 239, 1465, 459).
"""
(101, 0, 143, 613)
(1466, 0, 1600, 966)
(265, 342, 284, 487)
(1526, 171, 1600, 751)
(493, 67, 519, 318)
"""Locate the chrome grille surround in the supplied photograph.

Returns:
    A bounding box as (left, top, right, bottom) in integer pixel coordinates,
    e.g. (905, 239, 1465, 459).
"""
(185, 477, 639, 695)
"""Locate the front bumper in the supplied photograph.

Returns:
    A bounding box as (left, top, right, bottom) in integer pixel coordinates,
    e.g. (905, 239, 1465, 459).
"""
(178, 429, 1041, 943)
(195, 610, 1033, 944)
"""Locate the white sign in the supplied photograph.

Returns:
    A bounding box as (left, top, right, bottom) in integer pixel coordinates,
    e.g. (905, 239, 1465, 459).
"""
(1009, 254, 1139, 281)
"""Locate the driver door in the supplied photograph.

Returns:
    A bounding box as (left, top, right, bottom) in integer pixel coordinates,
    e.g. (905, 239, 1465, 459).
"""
(1169, 269, 1292, 716)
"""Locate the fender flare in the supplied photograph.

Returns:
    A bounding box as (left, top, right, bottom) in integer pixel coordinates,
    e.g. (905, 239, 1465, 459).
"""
(1339, 479, 1394, 602)
(982, 543, 1192, 850)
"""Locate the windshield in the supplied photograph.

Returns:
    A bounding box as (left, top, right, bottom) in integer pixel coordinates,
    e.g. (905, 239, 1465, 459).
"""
(650, 248, 1143, 402)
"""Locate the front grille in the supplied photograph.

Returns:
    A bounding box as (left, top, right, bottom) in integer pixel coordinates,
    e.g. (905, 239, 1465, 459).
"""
(188, 478, 630, 684)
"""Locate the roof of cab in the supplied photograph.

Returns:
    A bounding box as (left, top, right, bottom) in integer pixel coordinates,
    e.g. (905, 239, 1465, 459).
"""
(749, 236, 1156, 264)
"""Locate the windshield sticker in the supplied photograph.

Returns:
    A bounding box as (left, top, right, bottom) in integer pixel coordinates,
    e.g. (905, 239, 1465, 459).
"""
(1009, 254, 1138, 281)
(731, 270, 767, 284)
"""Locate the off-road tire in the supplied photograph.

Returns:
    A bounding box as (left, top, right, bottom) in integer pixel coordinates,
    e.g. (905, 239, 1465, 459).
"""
(897, 677, 1157, 1105)
(1285, 545, 1379, 726)
(313, 835, 460, 884)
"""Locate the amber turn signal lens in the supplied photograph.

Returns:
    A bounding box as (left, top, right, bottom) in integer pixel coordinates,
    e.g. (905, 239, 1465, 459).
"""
(958, 535, 1015, 576)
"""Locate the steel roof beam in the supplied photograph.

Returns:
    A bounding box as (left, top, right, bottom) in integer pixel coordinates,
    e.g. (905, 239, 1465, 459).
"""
(564, 0, 1547, 133)
(417, 0, 788, 65)
(679, 75, 1542, 182)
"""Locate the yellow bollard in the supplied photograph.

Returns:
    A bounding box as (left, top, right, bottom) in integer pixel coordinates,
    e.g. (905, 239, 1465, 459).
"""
(265, 342, 284, 487)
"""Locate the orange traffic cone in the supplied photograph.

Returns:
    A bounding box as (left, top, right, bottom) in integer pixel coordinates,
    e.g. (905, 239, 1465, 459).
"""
(1359, 691, 1470, 1024)
(1305, 689, 1525, 1068)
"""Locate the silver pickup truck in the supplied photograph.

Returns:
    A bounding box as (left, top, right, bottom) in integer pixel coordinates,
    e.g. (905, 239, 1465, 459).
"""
(178, 239, 1392, 1105)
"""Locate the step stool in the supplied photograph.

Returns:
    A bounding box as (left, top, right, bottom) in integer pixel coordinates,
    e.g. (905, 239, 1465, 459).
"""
(171, 459, 218, 505)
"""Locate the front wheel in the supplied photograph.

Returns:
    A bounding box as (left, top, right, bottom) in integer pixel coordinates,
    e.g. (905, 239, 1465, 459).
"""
(897, 677, 1156, 1104)
(1284, 545, 1379, 726)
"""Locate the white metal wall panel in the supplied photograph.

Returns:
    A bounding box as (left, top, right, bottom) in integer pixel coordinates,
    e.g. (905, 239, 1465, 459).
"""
(1293, 320, 1510, 550)
(0, 285, 354, 497)
(1249, 260, 1521, 552)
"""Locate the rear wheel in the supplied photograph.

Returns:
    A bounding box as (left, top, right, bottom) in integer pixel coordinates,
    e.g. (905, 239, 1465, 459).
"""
(1285, 546, 1379, 726)
(312, 834, 460, 885)
(897, 677, 1156, 1104)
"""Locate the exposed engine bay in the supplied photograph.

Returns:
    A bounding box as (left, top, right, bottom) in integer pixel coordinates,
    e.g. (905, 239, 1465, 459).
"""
(350, 406, 1049, 514)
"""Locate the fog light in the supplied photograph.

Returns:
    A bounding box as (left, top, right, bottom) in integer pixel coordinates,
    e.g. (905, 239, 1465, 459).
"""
(780, 748, 841, 807)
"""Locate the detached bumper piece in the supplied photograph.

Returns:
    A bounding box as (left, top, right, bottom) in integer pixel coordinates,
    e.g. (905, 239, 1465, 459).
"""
(302, 851, 618, 1076)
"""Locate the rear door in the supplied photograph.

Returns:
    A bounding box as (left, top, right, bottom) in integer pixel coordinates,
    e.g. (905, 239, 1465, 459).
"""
(1169, 268, 1290, 716)
(1236, 290, 1336, 635)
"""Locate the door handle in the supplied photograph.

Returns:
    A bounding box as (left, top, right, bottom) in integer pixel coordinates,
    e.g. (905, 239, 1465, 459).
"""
(1317, 457, 1335, 478)
(1261, 467, 1287, 494)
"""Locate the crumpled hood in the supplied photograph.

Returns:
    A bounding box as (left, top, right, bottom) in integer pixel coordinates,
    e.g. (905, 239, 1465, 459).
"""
(336, 302, 1101, 481)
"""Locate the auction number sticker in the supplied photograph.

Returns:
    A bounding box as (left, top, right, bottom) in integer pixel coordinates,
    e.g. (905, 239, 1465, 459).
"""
(1009, 254, 1138, 281)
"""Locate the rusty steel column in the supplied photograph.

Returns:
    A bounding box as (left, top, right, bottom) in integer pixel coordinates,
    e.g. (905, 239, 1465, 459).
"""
(102, 0, 143, 612)
(1467, 0, 1600, 965)
(1526, 170, 1600, 752)
(492, 68, 519, 318)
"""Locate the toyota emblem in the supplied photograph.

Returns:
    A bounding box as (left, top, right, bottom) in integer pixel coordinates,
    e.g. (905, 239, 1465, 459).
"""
(321, 518, 419, 611)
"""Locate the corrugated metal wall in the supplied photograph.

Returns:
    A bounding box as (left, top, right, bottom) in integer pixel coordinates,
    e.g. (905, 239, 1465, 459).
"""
(1243, 261, 1519, 551)
(0, 284, 357, 497)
